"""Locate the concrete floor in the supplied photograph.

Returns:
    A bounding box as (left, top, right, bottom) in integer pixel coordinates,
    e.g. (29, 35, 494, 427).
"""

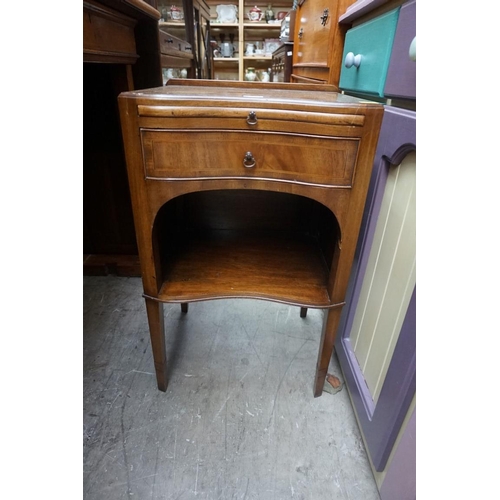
(83, 276, 380, 500)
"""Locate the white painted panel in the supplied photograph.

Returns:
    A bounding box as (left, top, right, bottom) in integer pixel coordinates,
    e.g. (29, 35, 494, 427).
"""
(350, 152, 416, 403)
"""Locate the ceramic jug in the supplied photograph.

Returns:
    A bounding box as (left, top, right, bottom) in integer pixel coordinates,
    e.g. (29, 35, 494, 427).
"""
(220, 42, 234, 57)
(245, 43, 255, 56)
(260, 70, 270, 82)
(244, 67, 257, 81)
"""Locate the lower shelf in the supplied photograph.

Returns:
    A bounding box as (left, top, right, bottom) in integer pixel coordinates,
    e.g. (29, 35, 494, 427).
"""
(157, 230, 333, 307)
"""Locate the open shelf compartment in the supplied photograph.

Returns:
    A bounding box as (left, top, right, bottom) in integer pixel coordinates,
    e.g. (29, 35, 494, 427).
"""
(153, 189, 340, 307)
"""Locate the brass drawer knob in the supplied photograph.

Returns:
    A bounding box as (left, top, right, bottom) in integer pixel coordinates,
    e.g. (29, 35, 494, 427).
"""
(243, 151, 256, 168)
(246, 111, 258, 125)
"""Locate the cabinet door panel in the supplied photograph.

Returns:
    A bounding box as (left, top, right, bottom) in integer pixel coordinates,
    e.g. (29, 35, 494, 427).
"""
(384, 0, 416, 99)
(339, 8, 400, 97)
(294, 0, 331, 66)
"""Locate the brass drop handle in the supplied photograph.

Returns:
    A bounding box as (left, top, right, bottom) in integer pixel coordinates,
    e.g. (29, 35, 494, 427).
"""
(298, 27, 304, 39)
(246, 111, 258, 125)
(320, 9, 329, 26)
(243, 151, 256, 168)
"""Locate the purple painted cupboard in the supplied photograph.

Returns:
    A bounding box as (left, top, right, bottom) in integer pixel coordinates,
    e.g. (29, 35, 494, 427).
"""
(384, 0, 416, 99)
(336, 1, 416, 499)
(336, 105, 416, 467)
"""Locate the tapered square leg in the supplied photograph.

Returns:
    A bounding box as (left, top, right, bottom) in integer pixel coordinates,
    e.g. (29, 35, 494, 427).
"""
(313, 307, 342, 397)
(145, 298, 168, 392)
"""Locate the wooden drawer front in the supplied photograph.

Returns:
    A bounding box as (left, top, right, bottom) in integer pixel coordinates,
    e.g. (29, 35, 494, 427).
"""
(159, 30, 192, 56)
(384, 0, 416, 99)
(294, 2, 331, 67)
(137, 106, 366, 135)
(291, 73, 328, 85)
(339, 8, 400, 97)
(83, 1, 137, 63)
(141, 130, 359, 187)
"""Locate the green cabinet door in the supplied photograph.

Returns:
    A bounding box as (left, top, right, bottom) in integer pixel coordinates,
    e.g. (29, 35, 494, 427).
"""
(339, 8, 400, 97)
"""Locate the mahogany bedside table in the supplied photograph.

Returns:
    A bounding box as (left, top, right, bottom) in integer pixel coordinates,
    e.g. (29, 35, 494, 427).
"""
(118, 80, 383, 397)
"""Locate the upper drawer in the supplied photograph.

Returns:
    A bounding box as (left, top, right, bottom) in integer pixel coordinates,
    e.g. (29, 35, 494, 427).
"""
(140, 129, 359, 188)
(136, 105, 366, 136)
(384, 0, 416, 99)
(339, 8, 400, 97)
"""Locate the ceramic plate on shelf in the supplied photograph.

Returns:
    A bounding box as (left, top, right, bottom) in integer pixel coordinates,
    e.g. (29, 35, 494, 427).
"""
(264, 39, 281, 56)
(216, 4, 238, 23)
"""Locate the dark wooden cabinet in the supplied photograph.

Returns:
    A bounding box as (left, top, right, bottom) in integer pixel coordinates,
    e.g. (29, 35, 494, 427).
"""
(83, 0, 163, 275)
(270, 42, 293, 82)
(83, 0, 216, 275)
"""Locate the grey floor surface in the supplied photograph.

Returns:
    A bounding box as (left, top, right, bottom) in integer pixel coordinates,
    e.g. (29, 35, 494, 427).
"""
(83, 276, 380, 500)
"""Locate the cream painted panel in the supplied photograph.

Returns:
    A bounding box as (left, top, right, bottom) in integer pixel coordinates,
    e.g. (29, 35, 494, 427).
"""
(350, 152, 416, 403)
(364, 167, 415, 402)
(352, 169, 400, 359)
(350, 158, 400, 356)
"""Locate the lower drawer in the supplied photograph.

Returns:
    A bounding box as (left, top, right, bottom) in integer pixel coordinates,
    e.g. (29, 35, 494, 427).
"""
(140, 129, 359, 187)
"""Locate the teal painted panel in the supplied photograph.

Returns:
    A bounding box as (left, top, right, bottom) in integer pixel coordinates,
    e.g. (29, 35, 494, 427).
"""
(339, 8, 400, 97)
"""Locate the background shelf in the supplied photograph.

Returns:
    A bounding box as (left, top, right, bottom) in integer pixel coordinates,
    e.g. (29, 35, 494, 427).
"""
(207, 0, 293, 80)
